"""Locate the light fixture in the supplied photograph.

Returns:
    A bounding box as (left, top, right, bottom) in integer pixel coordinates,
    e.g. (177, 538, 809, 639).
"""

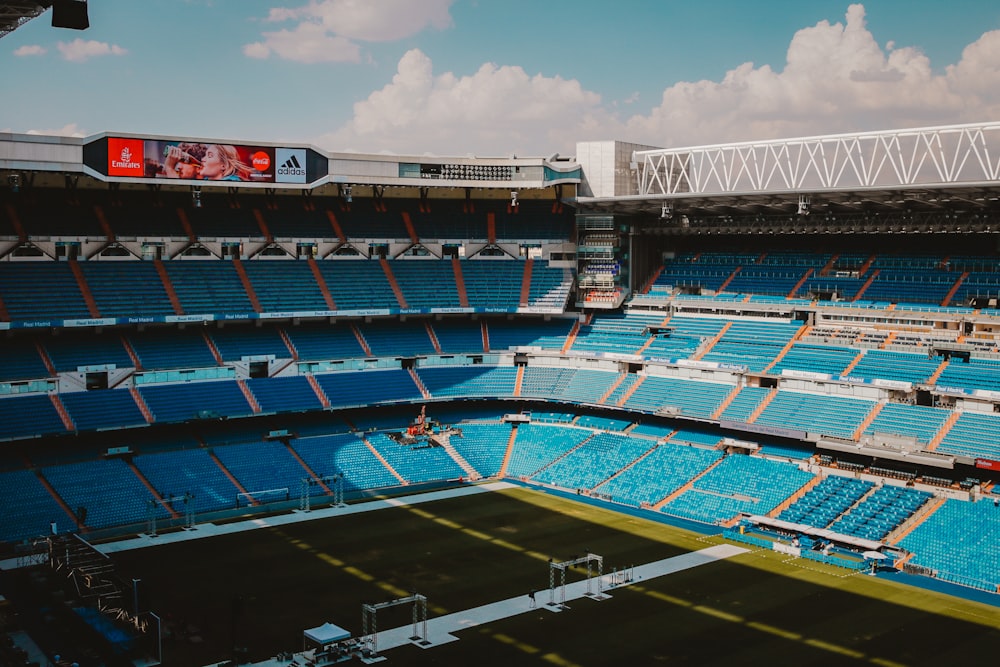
(510, 190, 518, 207)
(797, 194, 811, 216)
(661, 203, 673, 220)
(344, 185, 353, 203)
(7, 174, 20, 193)
(192, 185, 202, 208)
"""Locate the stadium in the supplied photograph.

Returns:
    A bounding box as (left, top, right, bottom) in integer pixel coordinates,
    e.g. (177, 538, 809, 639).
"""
(1, 4, 1000, 667)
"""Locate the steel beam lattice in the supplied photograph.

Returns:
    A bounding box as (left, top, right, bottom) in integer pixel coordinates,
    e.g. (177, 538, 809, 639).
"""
(635, 122, 1000, 198)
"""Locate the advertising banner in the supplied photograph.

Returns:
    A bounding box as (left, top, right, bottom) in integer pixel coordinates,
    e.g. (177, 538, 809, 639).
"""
(975, 458, 1000, 471)
(106, 138, 276, 183)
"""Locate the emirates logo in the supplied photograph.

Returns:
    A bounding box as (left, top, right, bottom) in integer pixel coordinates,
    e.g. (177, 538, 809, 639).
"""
(121, 146, 132, 163)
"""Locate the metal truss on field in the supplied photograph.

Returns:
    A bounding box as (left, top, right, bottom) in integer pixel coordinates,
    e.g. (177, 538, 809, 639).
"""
(635, 122, 1000, 198)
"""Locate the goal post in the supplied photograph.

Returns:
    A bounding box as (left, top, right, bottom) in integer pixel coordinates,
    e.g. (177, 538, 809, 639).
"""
(235, 487, 289, 508)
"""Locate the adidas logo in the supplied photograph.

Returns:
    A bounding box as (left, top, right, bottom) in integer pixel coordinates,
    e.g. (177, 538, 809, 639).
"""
(277, 154, 305, 176)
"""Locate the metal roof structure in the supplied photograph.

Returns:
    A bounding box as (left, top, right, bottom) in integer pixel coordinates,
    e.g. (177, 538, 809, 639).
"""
(580, 122, 1000, 221)
(0, 1, 51, 38)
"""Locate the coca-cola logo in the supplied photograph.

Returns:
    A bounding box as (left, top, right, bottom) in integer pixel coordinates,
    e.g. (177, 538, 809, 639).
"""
(251, 151, 271, 172)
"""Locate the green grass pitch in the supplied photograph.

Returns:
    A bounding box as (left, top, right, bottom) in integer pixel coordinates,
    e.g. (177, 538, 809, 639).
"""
(109, 486, 1000, 666)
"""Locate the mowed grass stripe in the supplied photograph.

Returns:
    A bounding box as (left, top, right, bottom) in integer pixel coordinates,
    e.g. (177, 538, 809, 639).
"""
(108, 486, 1000, 667)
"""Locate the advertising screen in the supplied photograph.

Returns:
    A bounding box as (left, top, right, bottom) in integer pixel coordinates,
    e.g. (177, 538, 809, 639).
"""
(105, 138, 276, 183)
(96, 137, 324, 184)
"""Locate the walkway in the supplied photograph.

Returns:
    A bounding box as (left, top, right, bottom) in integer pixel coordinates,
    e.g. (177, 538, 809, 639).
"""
(374, 543, 747, 653)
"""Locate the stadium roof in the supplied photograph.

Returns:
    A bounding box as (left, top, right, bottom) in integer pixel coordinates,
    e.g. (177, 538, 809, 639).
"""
(578, 122, 1000, 219)
(0, 1, 52, 38)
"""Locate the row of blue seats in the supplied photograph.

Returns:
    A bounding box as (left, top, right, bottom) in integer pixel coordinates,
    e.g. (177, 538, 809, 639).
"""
(0, 259, 571, 322)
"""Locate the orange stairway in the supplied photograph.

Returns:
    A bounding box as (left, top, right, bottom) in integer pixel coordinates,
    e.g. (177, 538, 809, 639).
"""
(379, 258, 408, 309)
(519, 259, 534, 307)
(498, 425, 519, 477)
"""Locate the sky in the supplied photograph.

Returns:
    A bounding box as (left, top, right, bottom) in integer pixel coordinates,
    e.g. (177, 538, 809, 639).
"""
(1, 0, 999, 157)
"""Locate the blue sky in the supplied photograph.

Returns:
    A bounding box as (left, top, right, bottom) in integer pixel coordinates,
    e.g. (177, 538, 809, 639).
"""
(1, 1, 999, 156)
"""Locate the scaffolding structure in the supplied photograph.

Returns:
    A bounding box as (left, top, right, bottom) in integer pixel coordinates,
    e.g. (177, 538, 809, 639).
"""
(360, 593, 428, 658)
(548, 552, 604, 607)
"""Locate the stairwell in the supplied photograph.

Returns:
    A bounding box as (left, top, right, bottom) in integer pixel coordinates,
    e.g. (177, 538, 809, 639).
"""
(307, 256, 337, 310)
(786, 268, 814, 298)
(130, 387, 154, 423)
(401, 211, 420, 245)
(237, 379, 261, 414)
(519, 258, 534, 307)
(926, 358, 950, 385)
(278, 328, 299, 360)
(207, 449, 257, 505)
(498, 424, 519, 477)
(5, 203, 27, 241)
(589, 440, 661, 493)
(852, 400, 885, 441)
(93, 204, 116, 242)
(351, 324, 373, 356)
(717, 266, 742, 292)
(252, 208, 273, 242)
(941, 271, 968, 307)
(691, 321, 732, 361)
(852, 268, 880, 301)
(888, 496, 946, 545)
(202, 331, 224, 365)
(361, 436, 408, 485)
(325, 209, 347, 244)
(640, 265, 665, 294)
(598, 373, 628, 405)
(710, 384, 742, 420)
(35, 340, 57, 376)
(616, 374, 646, 407)
(285, 442, 333, 494)
(176, 207, 197, 242)
(481, 320, 490, 353)
(746, 387, 778, 424)
(652, 455, 727, 510)
(127, 461, 181, 518)
(766, 475, 823, 518)
(50, 394, 74, 432)
(424, 321, 443, 354)
(560, 320, 581, 354)
(439, 439, 481, 480)
(306, 374, 331, 408)
(379, 258, 409, 309)
(35, 470, 85, 530)
(513, 365, 525, 398)
(841, 349, 866, 376)
(927, 410, 961, 451)
(409, 368, 431, 400)
(452, 257, 470, 308)
(68, 260, 101, 318)
(486, 212, 497, 245)
(153, 259, 185, 315)
(231, 258, 262, 313)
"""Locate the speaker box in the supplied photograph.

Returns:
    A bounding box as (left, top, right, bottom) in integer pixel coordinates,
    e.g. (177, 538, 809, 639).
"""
(51, 0, 90, 30)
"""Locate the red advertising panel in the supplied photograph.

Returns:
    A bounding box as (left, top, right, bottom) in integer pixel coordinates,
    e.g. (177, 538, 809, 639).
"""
(107, 137, 145, 177)
(143, 140, 275, 183)
(975, 458, 1000, 471)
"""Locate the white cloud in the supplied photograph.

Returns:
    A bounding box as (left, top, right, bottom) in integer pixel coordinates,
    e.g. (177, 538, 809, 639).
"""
(13, 45, 46, 57)
(25, 123, 86, 137)
(318, 49, 604, 155)
(618, 4, 1000, 148)
(243, 22, 360, 63)
(56, 39, 127, 62)
(246, 0, 453, 63)
(318, 3, 1000, 156)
